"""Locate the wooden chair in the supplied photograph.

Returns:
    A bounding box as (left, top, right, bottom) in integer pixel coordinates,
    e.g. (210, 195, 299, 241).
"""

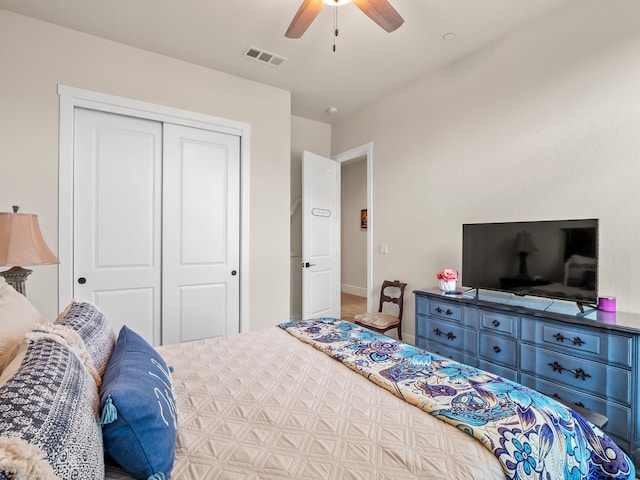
(354, 280, 407, 340)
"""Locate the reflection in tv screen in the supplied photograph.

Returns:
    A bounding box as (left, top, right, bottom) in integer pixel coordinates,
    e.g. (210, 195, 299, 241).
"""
(462, 219, 598, 305)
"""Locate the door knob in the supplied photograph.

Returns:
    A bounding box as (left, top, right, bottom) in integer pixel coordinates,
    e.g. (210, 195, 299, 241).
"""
(302, 262, 317, 268)
(231, 270, 237, 276)
(77, 277, 87, 284)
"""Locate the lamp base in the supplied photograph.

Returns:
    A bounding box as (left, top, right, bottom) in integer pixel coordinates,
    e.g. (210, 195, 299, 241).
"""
(517, 252, 529, 278)
(0, 266, 32, 296)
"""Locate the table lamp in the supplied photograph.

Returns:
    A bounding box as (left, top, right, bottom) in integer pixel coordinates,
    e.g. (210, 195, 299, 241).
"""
(0, 206, 59, 296)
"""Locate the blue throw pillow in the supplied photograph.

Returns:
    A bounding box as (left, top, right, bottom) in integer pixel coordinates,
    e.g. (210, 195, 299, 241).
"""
(99, 326, 177, 480)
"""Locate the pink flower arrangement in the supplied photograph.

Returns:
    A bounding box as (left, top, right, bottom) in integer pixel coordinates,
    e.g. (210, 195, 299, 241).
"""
(436, 268, 458, 281)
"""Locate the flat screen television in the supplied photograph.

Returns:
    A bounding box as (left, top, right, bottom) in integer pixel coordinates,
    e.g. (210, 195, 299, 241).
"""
(461, 219, 598, 305)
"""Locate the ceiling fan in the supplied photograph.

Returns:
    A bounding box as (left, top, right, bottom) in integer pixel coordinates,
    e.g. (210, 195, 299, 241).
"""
(285, 0, 404, 39)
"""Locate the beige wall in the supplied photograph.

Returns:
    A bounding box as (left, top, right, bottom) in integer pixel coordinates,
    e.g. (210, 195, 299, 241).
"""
(0, 10, 291, 331)
(331, 0, 640, 343)
(289, 116, 332, 319)
(341, 157, 367, 297)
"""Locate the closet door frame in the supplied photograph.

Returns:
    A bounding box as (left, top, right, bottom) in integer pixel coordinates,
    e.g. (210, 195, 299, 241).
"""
(58, 85, 251, 333)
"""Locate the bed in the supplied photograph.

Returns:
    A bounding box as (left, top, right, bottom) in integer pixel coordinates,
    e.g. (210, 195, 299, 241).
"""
(514, 254, 597, 302)
(0, 294, 635, 480)
(105, 323, 509, 480)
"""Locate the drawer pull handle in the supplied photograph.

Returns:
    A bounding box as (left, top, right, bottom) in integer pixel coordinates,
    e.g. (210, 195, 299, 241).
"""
(493, 345, 501, 353)
(446, 331, 457, 341)
(492, 319, 500, 327)
(551, 394, 587, 411)
(548, 362, 592, 380)
(434, 351, 453, 360)
(572, 336, 585, 346)
(553, 333, 566, 342)
(549, 361, 564, 373)
(572, 368, 591, 381)
(434, 328, 443, 337)
(435, 307, 443, 314)
(445, 309, 454, 316)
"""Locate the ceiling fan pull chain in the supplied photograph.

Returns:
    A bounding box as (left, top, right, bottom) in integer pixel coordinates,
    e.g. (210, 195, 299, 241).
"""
(333, 6, 338, 52)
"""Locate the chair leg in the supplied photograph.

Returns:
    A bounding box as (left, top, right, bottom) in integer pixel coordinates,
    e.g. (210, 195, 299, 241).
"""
(397, 327, 402, 341)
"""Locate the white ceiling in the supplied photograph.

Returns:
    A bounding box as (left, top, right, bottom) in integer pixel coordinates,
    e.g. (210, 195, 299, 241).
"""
(0, 0, 575, 123)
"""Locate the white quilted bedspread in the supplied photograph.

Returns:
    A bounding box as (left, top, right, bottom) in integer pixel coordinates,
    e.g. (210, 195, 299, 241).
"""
(106, 327, 506, 480)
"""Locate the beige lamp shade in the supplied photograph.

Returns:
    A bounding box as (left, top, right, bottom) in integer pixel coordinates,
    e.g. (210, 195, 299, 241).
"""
(0, 212, 59, 267)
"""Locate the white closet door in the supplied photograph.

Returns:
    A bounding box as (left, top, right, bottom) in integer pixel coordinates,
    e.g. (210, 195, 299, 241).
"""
(73, 108, 162, 344)
(162, 123, 240, 344)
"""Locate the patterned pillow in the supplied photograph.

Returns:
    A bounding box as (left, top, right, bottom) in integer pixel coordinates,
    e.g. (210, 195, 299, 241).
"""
(0, 327, 104, 479)
(100, 326, 177, 480)
(56, 300, 116, 375)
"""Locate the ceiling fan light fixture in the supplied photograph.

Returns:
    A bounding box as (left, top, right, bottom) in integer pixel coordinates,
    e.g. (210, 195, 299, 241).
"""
(285, 0, 403, 39)
(322, 0, 351, 5)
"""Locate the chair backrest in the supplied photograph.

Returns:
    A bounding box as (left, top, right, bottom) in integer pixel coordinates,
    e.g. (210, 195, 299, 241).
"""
(378, 280, 407, 321)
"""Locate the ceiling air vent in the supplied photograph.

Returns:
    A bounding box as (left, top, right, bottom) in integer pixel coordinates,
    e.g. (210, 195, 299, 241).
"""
(243, 46, 287, 68)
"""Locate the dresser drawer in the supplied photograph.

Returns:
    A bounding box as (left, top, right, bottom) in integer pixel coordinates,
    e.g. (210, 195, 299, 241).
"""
(478, 359, 517, 382)
(426, 340, 477, 367)
(427, 318, 477, 355)
(520, 344, 631, 405)
(429, 300, 462, 322)
(480, 310, 517, 337)
(520, 373, 631, 443)
(479, 332, 516, 368)
(521, 317, 633, 368)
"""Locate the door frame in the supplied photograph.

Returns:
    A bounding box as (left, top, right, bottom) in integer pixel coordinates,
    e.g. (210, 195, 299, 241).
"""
(333, 142, 373, 312)
(57, 85, 251, 333)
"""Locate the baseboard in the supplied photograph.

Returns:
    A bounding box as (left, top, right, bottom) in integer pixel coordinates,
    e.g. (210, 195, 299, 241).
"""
(341, 284, 367, 297)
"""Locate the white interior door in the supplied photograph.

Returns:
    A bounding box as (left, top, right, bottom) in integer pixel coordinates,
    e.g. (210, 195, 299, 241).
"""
(73, 108, 162, 344)
(162, 124, 240, 343)
(302, 151, 340, 319)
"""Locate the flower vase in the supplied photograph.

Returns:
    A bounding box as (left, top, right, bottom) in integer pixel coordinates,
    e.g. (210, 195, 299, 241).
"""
(439, 279, 456, 293)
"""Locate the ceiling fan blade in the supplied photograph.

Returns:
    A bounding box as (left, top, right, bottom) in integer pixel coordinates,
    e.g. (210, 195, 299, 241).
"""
(285, 0, 325, 38)
(352, 0, 404, 33)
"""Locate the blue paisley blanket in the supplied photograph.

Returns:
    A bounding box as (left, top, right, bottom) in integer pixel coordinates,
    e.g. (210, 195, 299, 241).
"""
(278, 318, 635, 480)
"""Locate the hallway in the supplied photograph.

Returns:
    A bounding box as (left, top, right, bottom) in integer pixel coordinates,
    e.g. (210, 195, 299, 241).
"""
(340, 292, 366, 322)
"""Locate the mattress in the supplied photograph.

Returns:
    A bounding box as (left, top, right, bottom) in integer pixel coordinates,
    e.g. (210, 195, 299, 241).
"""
(106, 327, 506, 479)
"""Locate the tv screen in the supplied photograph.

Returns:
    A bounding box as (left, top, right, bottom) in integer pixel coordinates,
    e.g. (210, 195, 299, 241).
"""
(462, 219, 598, 304)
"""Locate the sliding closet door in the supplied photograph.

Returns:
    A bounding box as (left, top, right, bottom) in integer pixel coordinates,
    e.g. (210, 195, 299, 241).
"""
(161, 124, 240, 344)
(73, 108, 163, 344)
(73, 110, 241, 346)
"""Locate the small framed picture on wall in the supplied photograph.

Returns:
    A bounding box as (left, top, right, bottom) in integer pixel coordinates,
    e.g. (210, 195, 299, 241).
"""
(360, 209, 367, 229)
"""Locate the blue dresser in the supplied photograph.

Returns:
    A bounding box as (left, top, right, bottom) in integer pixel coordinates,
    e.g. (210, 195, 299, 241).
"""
(414, 287, 640, 469)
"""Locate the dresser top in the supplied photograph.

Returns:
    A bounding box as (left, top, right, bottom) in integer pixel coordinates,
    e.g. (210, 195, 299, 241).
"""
(414, 287, 640, 335)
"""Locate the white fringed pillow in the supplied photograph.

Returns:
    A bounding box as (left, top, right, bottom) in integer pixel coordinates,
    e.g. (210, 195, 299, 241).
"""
(56, 300, 116, 375)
